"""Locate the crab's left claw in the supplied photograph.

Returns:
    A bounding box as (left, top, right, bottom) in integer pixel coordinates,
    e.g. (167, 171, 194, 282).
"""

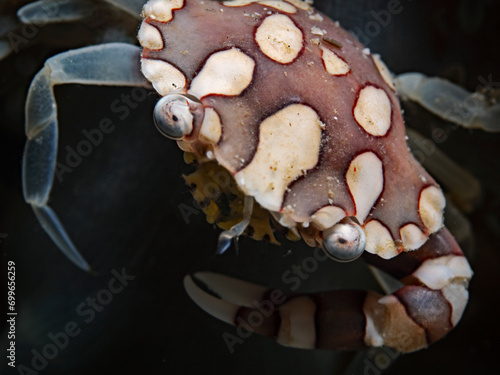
(23, 43, 151, 271)
(185, 228, 472, 353)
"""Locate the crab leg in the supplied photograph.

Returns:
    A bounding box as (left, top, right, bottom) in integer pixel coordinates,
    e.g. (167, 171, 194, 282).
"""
(185, 228, 472, 353)
(23, 43, 150, 270)
(17, 0, 144, 24)
(395, 72, 500, 132)
(17, 0, 96, 24)
(103, 0, 146, 19)
(406, 128, 481, 212)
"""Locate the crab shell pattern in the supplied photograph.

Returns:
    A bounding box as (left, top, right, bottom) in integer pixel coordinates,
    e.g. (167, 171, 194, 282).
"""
(138, 0, 446, 261)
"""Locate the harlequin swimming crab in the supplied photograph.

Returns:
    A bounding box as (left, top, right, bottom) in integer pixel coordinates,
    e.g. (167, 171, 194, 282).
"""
(20, 0, 499, 354)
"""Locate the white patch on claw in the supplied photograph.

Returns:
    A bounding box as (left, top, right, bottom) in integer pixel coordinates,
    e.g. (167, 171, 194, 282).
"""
(354, 85, 392, 136)
(277, 296, 316, 349)
(363, 292, 385, 347)
(255, 14, 303, 64)
(442, 284, 469, 326)
(419, 186, 445, 233)
(364, 220, 398, 259)
(141, 58, 186, 95)
(193, 272, 268, 308)
(373, 54, 396, 90)
(183, 275, 238, 325)
(346, 152, 383, 224)
(310, 206, 346, 231)
(137, 22, 163, 50)
(412, 255, 473, 290)
(376, 295, 427, 352)
(235, 104, 322, 212)
(399, 223, 427, 250)
(199, 108, 222, 145)
(321, 46, 350, 76)
(188, 48, 255, 99)
(142, 0, 184, 22)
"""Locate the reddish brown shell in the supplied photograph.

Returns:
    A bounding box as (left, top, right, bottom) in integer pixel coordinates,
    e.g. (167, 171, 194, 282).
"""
(138, 0, 446, 259)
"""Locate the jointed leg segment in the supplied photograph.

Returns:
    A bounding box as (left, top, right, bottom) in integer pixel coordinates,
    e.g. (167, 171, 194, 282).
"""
(23, 43, 151, 270)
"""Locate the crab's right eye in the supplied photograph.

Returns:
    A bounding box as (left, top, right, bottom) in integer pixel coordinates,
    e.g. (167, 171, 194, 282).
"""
(153, 94, 194, 140)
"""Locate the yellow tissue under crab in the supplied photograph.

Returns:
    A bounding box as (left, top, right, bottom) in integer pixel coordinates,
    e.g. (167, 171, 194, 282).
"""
(183, 156, 292, 245)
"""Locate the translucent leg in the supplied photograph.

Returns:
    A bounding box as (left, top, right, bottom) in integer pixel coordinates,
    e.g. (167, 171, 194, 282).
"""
(103, 0, 146, 19)
(23, 43, 151, 270)
(396, 72, 500, 132)
(0, 15, 18, 60)
(406, 128, 481, 212)
(17, 0, 144, 23)
(17, 0, 96, 23)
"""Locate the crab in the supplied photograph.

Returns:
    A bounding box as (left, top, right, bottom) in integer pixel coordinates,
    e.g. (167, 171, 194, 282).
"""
(12, 0, 500, 366)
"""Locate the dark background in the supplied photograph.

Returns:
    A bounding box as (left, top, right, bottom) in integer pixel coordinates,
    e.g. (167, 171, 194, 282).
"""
(1, 0, 499, 374)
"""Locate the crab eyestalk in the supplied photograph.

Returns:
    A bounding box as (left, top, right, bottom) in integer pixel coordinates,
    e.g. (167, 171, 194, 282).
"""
(153, 94, 203, 140)
(321, 219, 366, 262)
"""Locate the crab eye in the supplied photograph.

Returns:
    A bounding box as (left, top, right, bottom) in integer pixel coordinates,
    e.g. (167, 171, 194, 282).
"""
(322, 221, 366, 262)
(153, 94, 196, 140)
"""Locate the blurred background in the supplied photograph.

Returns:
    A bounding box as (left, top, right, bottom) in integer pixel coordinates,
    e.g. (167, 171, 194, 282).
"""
(1, 0, 499, 374)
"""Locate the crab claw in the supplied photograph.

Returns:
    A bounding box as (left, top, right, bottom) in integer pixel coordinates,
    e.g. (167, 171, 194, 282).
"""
(184, 228, 472, 353)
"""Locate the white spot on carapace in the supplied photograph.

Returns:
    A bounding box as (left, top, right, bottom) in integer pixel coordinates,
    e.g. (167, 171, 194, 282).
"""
(255, 14, 303, 64)
(137, 22, 163, 50)
(364, 220, 398, 259)
(222, 0, 297, 13)
(273, 207, 297, 229)
(321, 46, 350, 76)
(277, 296, 316, 349)
(412, 255, 473, 290)
(260, 0, 296, 12)
(399, 223, 427, 250)
(373, 54, 396, 90)
(346, 152, 383, 224)
(141, 58, 186, 96)
(199, 107, 222, 145)
(310, 38, 321, 45)
(310, 206, 346, 231)
(142, 0, 184, 22)
(354, 86, 392, 136)
(442, 284, 469, 326)
(309, 13, 323, 21)
(188, 48, 255, 99)
(284, 0, 311, 11)
(419, 186, 445, 233)
(311, 25, 326, 36)
(235, 104, 323, 212)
